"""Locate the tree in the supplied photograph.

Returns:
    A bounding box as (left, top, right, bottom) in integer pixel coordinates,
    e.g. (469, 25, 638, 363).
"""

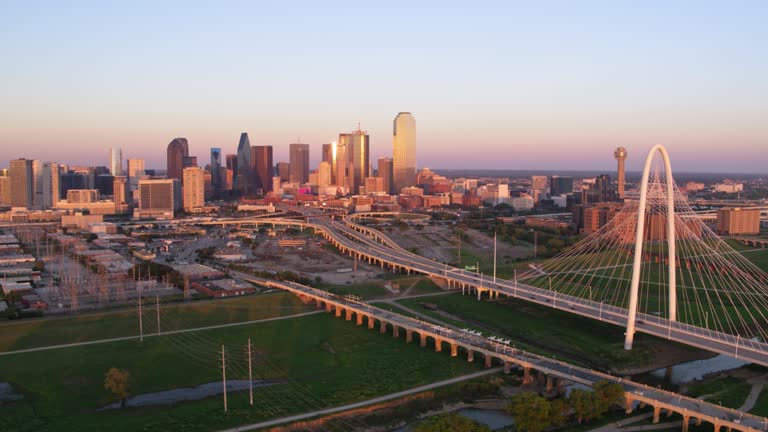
(506, 392, 551, 432)
(549, 398, 571, 427)
(32, 260, 45, 272)
(568, 388, 597, 424)
(104, 367, 130, 407)
(413, 413, 491, 432)
(592, 380, 625, 415)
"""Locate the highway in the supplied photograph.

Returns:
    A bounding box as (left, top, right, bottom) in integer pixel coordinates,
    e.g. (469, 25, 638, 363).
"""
(242, 274, 767, 432)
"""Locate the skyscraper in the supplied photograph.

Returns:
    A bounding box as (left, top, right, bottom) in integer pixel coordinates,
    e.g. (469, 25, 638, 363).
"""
(183, 167, 205, 211)
(251, 145, 274, 194)
(531, 175, 548, 202)
(321, 143, 333, 164)
(113, 176, 129, 213)
(32, 160, 43, 209)
(393, 112, 416, 193)
(226, 154, 238, 183)
(0, 171, 10, 205)
(549, 176, 573, 196)
(317, 161, 331, 187)
(41, 162, 60, 209)
(166, 138, 189, 180)
(330, 141, 344, 186)
(339, 128, 370, 194)
(236, 133, 251, 194)
(210, 148, 222, 194)
(9, 159, 34, 208)
(127, 159, 145, 191)
(614, 147, 627, 200)
(276, 162, 290, 182)
(377, 157, 393, 195)
(109, 148, 123, 176)
(289, 143, 310, 184)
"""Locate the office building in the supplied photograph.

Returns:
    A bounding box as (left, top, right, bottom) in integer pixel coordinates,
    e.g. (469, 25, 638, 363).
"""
(322, 143, 333, 164)
(550, 175, 573, 196)
(717, 208, 760, 235)
(210, 148, 222, 194)
(339, 128, 369, 194)
(289, 143, 310, 184)
(126, 159, 145, 191)
(531, 176, 548, 202)
(614, 147, 627, 200)
(182, 156, 197, 169)
(10, 159, 34, 208)
(137, 179, 182, 219)
(40, 162, 60, 209)
(0, 171, 9, 205)
(317, 161, 331, 187)
(331, 141, 345, 186)
(166, 138, 189, 180)
(109, 148, 123, 176)
(378, 157, 393, 195)
(393, 112, 416, 193)
(236, 133, 251, 193)
(276, 161, 290, 182)
(183, 167, 206, 211)
(67, 189, 99, 203)
(113, 176, 129, 213)
(364, 177, 385, 194)
(251, 145, 273, 194)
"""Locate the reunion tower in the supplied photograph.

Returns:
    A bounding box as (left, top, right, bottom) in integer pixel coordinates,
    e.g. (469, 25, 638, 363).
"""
(614, 147, 627, 199)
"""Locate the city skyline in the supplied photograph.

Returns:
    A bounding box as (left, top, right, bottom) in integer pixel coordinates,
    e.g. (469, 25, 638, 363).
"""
(1, 1, 766, 172)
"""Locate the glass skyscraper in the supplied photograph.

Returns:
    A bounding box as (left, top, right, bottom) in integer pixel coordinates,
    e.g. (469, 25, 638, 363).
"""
(393, 112, 416, 194)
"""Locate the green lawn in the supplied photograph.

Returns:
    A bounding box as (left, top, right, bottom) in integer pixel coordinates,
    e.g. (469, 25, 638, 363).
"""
(750, 388, 768, 417)
(687, 376, 752, 409)
(0, 292, 311, 352)
(0, 311, 479, 432)
(396, 293, 674, 370)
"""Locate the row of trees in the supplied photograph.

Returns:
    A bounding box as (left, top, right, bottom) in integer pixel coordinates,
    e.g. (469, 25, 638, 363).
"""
(507, 381, 625, 432)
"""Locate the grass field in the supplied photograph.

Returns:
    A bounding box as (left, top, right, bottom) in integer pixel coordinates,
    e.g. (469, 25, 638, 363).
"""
(0, 292, 311, 352)
(687, 376, 752, 409)
(0, 309, 479, 432)
(396, 293, 682, 370)
(319, 276, 443, 300)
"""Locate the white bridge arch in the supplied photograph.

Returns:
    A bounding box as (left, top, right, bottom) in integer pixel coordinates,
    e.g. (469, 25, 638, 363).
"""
(624, 144, 677, 350)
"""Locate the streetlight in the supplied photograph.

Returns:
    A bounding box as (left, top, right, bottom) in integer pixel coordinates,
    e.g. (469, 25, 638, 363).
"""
(599, 299, 609, 321)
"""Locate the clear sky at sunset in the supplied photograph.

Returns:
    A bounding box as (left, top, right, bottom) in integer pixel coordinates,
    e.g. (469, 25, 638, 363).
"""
(1, 1, 766, 172)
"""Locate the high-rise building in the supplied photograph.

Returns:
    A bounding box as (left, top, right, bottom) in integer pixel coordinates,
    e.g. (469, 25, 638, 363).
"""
(251, 145, 274, 194)
(167, 138, 189, 180)
(531, 176, 548, 202)
(66, 189, 99, 203)
(317, 161, 332, 187)
(109, 148, 123, 176)
(614, 147, 627, 200)
(10, 159, 34, 208)
(137, 179, 182, 218)
(183, 167, 206, 211)
(113, 176, 129, 213)
(377, 157, 393, 195)
(716, 208, 760, 235)
(0, 170, 10, 206)
(225, 153, 238, 189)
(31, 160, 43, 209)
(289, 143, 310, 184)
(276, 162, 290, 182)
(331, 141, 345, 186)
(393, 112, 416, 193)
(182, 156, 197, 169)
(236, 133, 251, 194)
(40, 162, 60, 209)
(594, 174, 615, 202)
(94, 174, 115, 196)
(127, 159, 145, 191)
(549, 176, 573, 196)
(339, 128, 370, 194)
(321, 143, 333, 164)
(210, 148, 222, 194)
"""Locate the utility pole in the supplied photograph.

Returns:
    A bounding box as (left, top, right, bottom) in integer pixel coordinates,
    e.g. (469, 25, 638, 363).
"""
(155, 295, 160, 335)
(138, 297, 143, 342)
(221, 345, 228, 412)
(247, 338, 253, 406)
(493, 231, 497, 283)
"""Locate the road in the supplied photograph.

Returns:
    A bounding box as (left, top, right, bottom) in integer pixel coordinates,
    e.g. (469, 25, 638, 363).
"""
(217, 368, 503, 432)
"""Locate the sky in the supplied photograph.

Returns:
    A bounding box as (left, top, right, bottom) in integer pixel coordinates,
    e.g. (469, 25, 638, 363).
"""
(0, 1, 766, 173)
